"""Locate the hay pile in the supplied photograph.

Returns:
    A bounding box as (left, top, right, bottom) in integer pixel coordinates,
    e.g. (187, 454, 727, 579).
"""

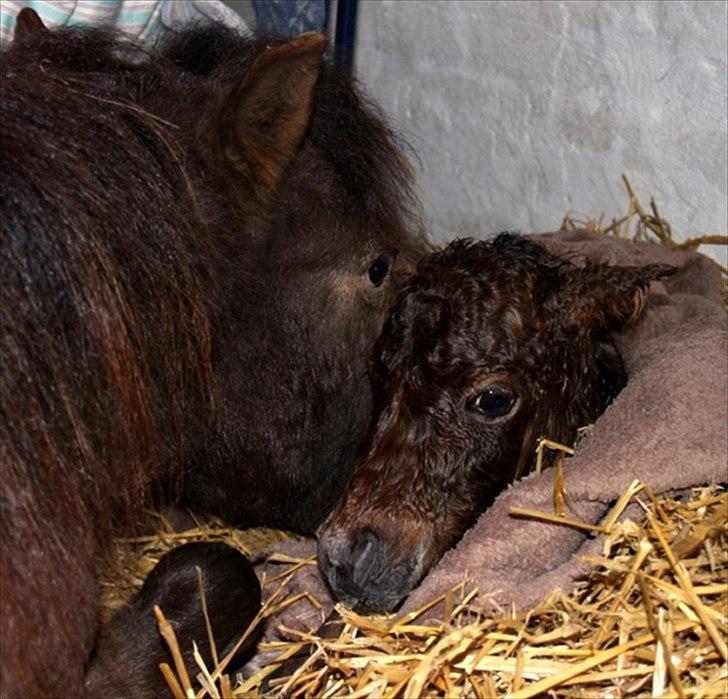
(103, 480, 726, 698)
(228, 481, 726, 699)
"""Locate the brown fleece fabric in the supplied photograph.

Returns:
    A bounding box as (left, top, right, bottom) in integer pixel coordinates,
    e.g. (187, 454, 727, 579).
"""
(252, 230, 727, 643)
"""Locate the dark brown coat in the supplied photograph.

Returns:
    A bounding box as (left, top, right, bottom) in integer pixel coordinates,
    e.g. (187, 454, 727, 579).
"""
(0, 13, 422, 696)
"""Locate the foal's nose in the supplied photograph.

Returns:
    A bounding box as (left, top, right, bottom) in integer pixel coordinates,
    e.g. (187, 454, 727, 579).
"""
(318, 528, 386, 603)
(318, 525, 424, 613)
(322, 528, 383, 585)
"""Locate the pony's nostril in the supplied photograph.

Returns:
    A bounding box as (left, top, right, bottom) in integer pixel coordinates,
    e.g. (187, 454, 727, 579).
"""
(350, 529, 380, 584)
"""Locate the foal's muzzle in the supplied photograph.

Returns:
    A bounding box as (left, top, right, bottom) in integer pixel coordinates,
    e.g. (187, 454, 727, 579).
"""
(318, 527, 425, 613)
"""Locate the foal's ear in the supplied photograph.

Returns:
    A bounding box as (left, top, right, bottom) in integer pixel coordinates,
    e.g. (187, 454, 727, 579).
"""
(220, 34, 327, 200)
(372, 292, 450, 385)
(558, 262, 675, 334)
(14, 8, 49, 42)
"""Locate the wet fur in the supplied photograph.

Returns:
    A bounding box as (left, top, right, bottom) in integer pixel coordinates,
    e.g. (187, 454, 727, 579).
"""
(319, 234, 673, 612)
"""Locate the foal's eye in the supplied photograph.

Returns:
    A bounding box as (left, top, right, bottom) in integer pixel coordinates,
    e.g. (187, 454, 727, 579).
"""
(367, 255, 390, 287)
(469, 385, 518, 420)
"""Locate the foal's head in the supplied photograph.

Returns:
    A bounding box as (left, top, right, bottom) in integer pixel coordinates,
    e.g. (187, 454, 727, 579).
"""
(319, 234, 673, 612)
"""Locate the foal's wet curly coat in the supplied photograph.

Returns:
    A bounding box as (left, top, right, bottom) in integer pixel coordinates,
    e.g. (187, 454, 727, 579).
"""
(319, 234, 673, 612)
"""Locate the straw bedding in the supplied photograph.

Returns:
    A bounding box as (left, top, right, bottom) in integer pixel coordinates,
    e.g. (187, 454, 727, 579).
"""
(101, 181, 727, 697)
(251, 483, 728, 698)
(102, 483, 727, 698)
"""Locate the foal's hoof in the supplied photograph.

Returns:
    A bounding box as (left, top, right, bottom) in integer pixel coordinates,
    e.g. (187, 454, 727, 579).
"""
(87, 542, 261, 697)
(140, 541, 262, 663)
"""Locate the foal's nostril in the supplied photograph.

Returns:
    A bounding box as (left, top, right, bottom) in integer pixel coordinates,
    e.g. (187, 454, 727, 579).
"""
(350, 529, 380, 584)
(319, 527, 424, 612)
(318, 528, 391, 605)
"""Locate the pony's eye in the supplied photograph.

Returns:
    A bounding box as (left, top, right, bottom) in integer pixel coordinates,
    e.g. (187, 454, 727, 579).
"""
(469, 385, 518, 420)
(367, 255, 390, 287)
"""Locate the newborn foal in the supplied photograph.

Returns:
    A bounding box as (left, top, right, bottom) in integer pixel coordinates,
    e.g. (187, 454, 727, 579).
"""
(319, 234, 672, 612)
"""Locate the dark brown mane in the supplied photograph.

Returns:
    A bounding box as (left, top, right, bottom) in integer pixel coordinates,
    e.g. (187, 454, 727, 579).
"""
(6, 23, 421, 247)
(1, 28, 216, 532)
(308, 66, 421, 252)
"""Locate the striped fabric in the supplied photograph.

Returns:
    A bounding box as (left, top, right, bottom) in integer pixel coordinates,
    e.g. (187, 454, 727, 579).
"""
(0, 0, 249, 45)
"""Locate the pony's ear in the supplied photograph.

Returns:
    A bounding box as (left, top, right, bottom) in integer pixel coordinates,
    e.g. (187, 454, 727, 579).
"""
(220, 34, 327, 200)
(557, 262, 675, 334)
(14, 8, 48, 42)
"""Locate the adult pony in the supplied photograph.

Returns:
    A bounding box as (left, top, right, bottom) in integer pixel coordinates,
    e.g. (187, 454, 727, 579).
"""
(319, 234, 672, 612)
(1, 9, 422, 696)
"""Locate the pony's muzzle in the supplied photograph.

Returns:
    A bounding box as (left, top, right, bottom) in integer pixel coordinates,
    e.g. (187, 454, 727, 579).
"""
(318, 526, 423, 613)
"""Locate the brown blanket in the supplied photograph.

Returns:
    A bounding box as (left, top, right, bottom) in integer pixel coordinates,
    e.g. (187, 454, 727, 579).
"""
(253, 230, 727, 640)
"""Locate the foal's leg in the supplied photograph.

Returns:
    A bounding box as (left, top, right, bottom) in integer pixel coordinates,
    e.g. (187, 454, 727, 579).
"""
(86, 543, 261, 697)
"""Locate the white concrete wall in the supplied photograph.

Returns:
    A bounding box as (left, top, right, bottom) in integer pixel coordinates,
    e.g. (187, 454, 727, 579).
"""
(354, 0, 727, 263)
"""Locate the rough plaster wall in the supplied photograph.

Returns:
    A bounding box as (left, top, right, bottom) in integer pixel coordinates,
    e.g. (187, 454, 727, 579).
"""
(354, 0, 727, 264)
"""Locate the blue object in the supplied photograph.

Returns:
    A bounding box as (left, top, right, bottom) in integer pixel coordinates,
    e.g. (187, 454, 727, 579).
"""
(252, 0, 326, 35)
